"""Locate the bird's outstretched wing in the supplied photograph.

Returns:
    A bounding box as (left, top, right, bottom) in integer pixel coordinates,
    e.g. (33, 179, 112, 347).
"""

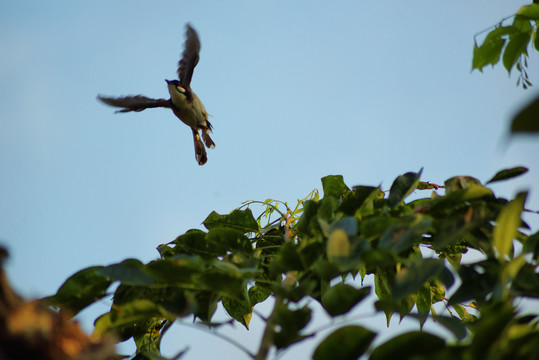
(177, 24, 201, 89)
(97, 95, 171, 113)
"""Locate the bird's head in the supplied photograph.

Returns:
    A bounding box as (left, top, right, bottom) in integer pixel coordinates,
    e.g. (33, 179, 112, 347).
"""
(166, 79, 186, 94)
(166, 79, 190, 105)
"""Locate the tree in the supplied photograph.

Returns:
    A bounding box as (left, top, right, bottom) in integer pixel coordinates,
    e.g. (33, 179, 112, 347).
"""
(43, 167, 539, 359)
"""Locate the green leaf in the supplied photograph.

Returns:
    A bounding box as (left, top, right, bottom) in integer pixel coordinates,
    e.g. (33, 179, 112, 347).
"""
(503, 32, 531, 73)
(144, 257, 204, 285)
(340, 186, 382, 216)
(518, 4, 539, 20)
(321, 175, 349, 198)
(444, 176, 482, 193)
(42, 266, 112, 316)
(248, 285, 271, 306)
(511, 95, 539, 134)
(93, 299, 165, 340)
(387, 169, 423, 208)
(272, 305, 312, 349)
(98, 259, 156, 286)
(375, 272, 393, 326)
(392, 259, 444, 300)
(206, 227, 254, 255)
(370, 332, 445, 360)
(493, 192, 527, 260)
(379, 215, 432, 254)
(472, 27, 509, 70)
(486, 166, 528, 184)
(434, 315, 468, 340)
(313, 325, 376, 360)
(203, 209, 259, 233)
(453, 303, 478, 323)
(321, 284, 370, 316)
(222, 294, 252, 329)
(416, 284, 431, 329)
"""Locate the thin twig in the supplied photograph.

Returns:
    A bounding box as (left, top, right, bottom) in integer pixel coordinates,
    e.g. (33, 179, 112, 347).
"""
(176, 320, 254, 358)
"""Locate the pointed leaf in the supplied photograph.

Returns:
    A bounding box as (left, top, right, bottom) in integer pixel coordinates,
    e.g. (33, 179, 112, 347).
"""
(375, 272, 393, 326)
(416, 284, 431, 329)
(486, 166, 528, 184)
(313, 325, 376, 360)
(493, 192, 527, 260)
(387, 169, 423, 208)
(43, 266, 112, 315)
(503, 32, 531, 73)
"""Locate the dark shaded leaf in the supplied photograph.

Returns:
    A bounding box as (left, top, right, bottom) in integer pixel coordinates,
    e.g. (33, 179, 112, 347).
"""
(370, 331, 445, 360)
(374, 272, 393, 326)
(42, 266, 112, 315)
(98, 259, 156, 286)
(486, 166, 528, 184)
(222, 293, 252, 329)
(511, 95, 539, 134)
(313, 325, 376, 360)
(206, 227, 254, 255)
(416, 283, 431, 329)
(379, 215, 432, 254)
(387, 169, 423, 208)
(272, 305, 312, 349)
(321, 284, 370, 316)
(93, 299, 165, 340)
(203, 209, 258, 233)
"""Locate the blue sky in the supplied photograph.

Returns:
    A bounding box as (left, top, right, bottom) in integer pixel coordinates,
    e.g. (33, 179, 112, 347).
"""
(1, 1, 538, 358)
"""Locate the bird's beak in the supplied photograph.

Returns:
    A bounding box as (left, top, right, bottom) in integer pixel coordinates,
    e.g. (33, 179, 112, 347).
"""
(165, 80, 171, 84)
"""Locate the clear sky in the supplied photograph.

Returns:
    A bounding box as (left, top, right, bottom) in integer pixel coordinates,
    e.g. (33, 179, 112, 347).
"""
(1, 1, 538, 359)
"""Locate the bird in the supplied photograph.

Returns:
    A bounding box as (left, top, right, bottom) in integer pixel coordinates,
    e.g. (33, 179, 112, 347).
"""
(97, 24, 215, 165)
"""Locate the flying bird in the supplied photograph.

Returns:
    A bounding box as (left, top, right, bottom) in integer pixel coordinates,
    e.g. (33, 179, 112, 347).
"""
(98, 24, 214, 165)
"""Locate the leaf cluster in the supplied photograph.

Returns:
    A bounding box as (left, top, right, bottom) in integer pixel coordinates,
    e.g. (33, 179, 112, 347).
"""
(43, 167, 539, 359)
(473, 4, 539, 89)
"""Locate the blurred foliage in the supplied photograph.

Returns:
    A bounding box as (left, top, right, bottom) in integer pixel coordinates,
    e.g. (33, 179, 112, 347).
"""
(0, 248, 118, 360)
(42, 167, 539, 360)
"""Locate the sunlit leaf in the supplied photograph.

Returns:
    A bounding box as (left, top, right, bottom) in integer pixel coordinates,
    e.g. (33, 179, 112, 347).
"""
(321, 175, 349, 198)
(493, 192, 527, 260)
(503, 32, 531, 73)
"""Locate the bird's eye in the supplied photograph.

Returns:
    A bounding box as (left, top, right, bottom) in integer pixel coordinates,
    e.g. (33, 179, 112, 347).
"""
(177, 85, 186, 93)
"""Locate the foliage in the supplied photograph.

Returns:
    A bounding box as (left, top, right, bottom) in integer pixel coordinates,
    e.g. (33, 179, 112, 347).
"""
(473, 3, 539, 89)
(43, 167, 539, 360)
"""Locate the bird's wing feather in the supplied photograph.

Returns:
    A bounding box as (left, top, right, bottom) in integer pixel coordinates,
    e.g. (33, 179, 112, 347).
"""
(97, 95, 171, 112)
(177, 24, 201, 88)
